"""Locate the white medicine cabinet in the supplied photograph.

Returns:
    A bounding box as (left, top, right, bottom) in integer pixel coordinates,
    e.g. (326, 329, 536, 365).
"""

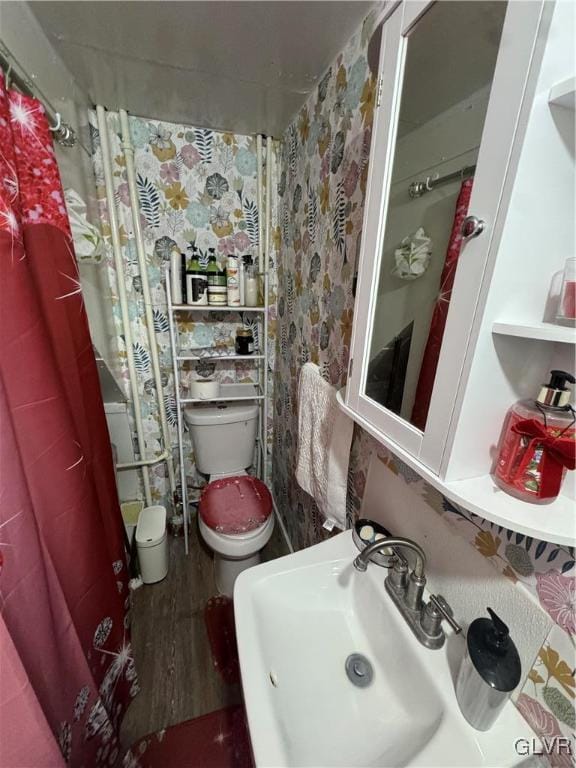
(341, 0, 576, 545)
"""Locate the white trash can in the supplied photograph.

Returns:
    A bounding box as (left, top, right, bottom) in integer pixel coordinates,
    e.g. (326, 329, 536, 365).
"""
(136, 505, 168, 584)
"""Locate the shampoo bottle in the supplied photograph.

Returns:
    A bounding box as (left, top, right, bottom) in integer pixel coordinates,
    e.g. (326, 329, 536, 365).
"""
(493, 370, 576, 503)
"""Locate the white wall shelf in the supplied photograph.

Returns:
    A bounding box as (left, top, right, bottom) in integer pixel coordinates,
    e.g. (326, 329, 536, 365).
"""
(337, 390, 575, 546)
(548, 76, 576, 110)
(444, 475, 575, 547)
(171, 304, 265, 313)
(492, 320, 576, 344)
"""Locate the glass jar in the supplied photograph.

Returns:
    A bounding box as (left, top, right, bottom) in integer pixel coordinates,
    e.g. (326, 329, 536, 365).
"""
(235, 327, 254, 355)
(493, 399, 576, 503)
(557, 258, 576, 326)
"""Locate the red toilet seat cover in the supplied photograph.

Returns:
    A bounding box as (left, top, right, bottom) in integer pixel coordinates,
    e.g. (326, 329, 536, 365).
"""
(199, 476, 273, 535)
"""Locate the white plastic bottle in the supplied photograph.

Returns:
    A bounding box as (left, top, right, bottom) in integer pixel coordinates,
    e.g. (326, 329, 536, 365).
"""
(245, 264, 259, 307)
(226, 256, 241, 306)
(238, 258, 245, 306)
(170, 250, 182, 304)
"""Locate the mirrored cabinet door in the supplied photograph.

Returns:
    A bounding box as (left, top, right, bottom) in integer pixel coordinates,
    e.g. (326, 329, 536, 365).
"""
(366, 1, 506, 428)
(347, 0, 546, 473)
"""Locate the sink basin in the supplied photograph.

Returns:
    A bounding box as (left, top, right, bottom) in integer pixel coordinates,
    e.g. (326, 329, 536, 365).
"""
(235, 530, 538, 767)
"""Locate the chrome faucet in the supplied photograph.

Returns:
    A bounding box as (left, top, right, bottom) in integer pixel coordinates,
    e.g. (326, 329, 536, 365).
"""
(353, 535, 461, 650)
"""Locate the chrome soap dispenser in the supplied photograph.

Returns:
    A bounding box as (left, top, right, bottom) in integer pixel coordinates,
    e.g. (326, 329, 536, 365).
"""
(456, 608, 521, 731)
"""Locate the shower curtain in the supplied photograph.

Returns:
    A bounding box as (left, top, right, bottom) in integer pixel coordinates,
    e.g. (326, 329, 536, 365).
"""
(411, 179, 473, 431)
(0, 74, 137, 767)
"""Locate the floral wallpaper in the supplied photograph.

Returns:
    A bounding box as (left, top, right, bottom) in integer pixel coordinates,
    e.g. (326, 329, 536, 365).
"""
(272, 15, 375, 549)
(272, 12, 574, 763)
(90, 113, 277, 505)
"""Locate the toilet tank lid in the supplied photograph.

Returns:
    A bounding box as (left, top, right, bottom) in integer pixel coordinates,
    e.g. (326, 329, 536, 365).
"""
(184, 401, 259, 426)
(136, 505, 166, 546)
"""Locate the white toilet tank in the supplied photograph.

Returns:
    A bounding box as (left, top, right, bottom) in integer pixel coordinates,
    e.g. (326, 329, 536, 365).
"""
(184, 401, 259, 475)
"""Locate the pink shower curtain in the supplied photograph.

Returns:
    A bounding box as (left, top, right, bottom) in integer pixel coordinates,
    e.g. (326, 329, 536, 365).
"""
(0, 74, 137, 767)
(411, 179, 473, 431)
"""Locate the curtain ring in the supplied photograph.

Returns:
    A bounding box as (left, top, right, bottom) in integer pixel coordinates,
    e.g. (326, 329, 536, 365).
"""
(5, 63, 12, 90)
(425, 173, 438, 191)
(50, 112, 62, 133)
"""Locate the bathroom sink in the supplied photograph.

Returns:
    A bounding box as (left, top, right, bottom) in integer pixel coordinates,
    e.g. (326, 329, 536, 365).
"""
(235, 531, 538, 767)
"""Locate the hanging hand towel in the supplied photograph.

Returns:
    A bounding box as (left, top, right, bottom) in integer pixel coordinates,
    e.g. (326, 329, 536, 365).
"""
(295, 362, 354, 530)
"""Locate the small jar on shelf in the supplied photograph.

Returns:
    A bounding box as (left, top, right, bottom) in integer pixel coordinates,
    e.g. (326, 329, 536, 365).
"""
(235, 327, 254, 355)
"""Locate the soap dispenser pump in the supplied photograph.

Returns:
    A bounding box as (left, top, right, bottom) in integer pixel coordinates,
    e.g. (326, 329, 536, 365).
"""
(456, 608, 521, 731)
(493, 370, 576, 503)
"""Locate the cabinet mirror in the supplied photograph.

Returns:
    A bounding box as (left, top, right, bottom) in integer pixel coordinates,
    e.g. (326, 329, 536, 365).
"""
(364, 1, 506, 430)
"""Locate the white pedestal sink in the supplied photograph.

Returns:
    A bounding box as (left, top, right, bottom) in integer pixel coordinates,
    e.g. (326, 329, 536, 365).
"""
(234, 530, 540, 767)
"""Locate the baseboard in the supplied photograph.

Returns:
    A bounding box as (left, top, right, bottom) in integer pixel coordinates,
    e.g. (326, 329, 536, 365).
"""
(271, 494, 294, 554)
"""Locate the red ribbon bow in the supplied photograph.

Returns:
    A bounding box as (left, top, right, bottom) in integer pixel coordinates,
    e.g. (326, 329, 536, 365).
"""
(511, 418, 576, 498)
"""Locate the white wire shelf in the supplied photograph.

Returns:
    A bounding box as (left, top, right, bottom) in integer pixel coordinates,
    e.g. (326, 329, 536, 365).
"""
(171, 304, 266, 313)
(181, 394, 264, 403)
(177, 353, 265, 362)
(181, 383, 262, 404)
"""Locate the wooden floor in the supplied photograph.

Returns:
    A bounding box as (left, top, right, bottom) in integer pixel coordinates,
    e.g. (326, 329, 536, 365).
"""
(120, 514, 288, 749)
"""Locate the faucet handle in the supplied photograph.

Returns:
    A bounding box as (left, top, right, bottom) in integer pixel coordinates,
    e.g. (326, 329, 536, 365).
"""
(391, 548, 409, 570)
(389, 551, 408, 590)
(428, 595, 462, 635)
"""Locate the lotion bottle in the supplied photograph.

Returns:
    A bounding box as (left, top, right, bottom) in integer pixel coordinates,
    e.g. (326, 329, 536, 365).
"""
(226, 256, 241, 306)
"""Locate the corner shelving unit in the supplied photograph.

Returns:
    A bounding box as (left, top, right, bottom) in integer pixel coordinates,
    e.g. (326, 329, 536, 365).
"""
(166, 268, 269, 554)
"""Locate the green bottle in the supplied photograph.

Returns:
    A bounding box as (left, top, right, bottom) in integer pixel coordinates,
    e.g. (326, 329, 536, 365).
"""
(206, 248, 218, 279)
(207, 247, 226, 306)
(186, 244, 207, 305)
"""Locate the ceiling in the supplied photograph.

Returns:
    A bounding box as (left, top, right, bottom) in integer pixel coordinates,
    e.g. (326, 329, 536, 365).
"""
(29, 1, 374, 137)
(398, 1, 507, 136)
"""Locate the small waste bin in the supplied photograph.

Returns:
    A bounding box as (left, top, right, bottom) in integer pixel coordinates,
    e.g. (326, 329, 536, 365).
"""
(121, 500, 144, 545)
(136, 505, 168, 584)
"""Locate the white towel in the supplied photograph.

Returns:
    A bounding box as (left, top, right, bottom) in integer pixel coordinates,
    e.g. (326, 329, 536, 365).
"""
(295, 362, 354, 530)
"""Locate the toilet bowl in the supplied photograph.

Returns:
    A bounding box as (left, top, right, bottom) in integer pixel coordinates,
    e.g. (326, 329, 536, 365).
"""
(183, 401, 274, 596)
(198, 475, 274, 596)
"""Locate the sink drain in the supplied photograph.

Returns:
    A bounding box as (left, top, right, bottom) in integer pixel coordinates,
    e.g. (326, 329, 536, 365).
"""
(345, 654, 374, 688)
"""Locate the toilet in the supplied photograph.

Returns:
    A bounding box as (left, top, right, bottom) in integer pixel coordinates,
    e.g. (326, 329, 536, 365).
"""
(183, 401, 274, 596)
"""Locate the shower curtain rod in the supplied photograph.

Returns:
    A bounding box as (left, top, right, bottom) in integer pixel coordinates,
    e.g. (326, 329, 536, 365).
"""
(0, 43, 90, 155)
(409, 164, 476, 199)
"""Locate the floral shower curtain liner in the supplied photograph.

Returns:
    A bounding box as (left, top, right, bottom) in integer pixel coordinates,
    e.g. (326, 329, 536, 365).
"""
(0, 75, 136, 767)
